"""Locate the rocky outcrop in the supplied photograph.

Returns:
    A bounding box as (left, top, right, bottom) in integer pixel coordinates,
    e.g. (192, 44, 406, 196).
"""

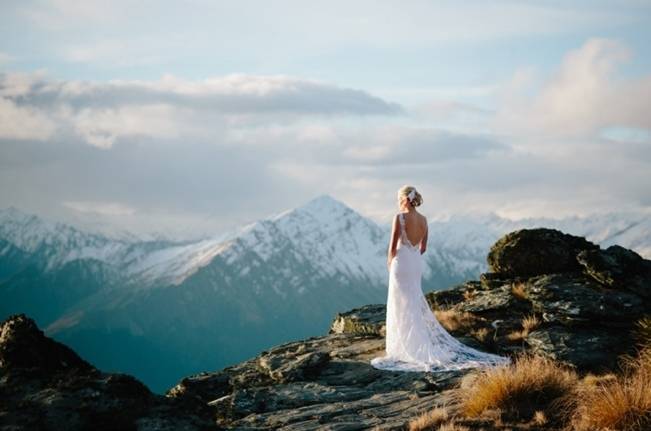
(577, 244, 651, 299)
(487, 227, 599, 277)
(0, 314, 216, 431)
(167, 333, 462, 429)
(3, 227, 651, 430)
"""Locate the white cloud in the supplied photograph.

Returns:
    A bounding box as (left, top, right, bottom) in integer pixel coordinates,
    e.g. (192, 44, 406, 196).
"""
(63, 200, 136, 216)
(495, 38, 651, 140)
(1, 36, 651, 236)
(0, 72, 403, 148)
(0, 52, 13, 65)
(0, 98, 56, 140)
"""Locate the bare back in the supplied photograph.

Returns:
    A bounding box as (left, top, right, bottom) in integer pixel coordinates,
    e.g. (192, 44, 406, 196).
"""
(400, 211, 427, 246)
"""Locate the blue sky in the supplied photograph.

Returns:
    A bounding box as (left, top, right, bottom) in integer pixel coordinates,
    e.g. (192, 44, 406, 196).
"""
(1, 1, 650, 237)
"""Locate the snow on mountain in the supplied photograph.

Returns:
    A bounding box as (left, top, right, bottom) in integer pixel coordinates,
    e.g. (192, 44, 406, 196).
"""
(2, 198, 650, 292)
(0, 206, 132, 271)
(266, 194, 386, 283)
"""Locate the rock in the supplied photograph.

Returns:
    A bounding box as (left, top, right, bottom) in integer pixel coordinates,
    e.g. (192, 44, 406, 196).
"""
(425, 281, 480, 308)
(527, 274, 645, 325)
(329, 304, 386, 336)
(168, 331, 465, 429)
(0, 314, 217, 431)
(0, 313, 95, 373)
(577, 245, 651, 298)
(487, 228, 599, 277)
(526, 326, 629, 371)
(456, 285, 519, 314)
(258, 350, 330, 383)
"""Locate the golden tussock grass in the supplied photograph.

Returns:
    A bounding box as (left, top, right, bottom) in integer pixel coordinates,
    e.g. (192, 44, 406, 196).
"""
(471, 327, 491, 343)
(532, 410, 547, 426)
(571, 347, 651, 430)
(633, 315, 651, 347)
(581, 372, 617, 387)
(462, 289, 477, 301)
(506, 330, 526, 341)
(506, 314, 541, 342)
(434, 309, 480, 333)
(458, 353, 578, 424)
(408, 407, 449, 431)
(409, 345, 651, 430)
(436, 422, 469, 431)
(510, 282, 528, 300)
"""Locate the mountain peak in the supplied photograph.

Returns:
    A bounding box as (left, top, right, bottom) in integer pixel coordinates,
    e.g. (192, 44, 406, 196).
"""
(298, 194, 355, 216)
(303, 193, 345, 208)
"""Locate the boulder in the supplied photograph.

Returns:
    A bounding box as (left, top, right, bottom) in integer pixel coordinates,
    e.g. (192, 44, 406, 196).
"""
(0, 313, 217, 431)
(577, 245, 651, 298)
(487, 228, 599, 277)
(0, 313, 95, 373)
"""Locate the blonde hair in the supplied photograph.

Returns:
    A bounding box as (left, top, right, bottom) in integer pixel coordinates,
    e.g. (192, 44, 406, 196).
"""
(397, 185, 423, 207)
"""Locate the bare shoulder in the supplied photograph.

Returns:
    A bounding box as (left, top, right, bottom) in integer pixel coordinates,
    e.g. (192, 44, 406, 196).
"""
(418, 212, 427, 224)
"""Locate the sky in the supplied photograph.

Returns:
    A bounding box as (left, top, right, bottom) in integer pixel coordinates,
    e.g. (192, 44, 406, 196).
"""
(1, 0, 651, 238)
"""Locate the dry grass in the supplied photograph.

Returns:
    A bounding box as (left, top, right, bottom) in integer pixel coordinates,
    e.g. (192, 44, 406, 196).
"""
(434, 309, 480, 333)
(462, 289, 477, 301)
(507, 314, 541, 342)
(437, 422, 469, 431)
(522, 314, 540, 332)
(582, 372, 617, 387)
(471, 327, 491, 343)
(408, 407, 449, 431)
(532, 410, 547, 426)
(458, 353, 578, 424)
(633, 315, 651, 348)
(506, 330, 526, 342)
(510, 282, 529, 300)
(408, 343, 651, 430)
(571, 347, 651, 430)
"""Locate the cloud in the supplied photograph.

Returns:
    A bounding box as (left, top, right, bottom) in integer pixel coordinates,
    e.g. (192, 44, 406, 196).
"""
(1, 37, 651, 236)
(495, 38, 651, 139)
(335, 127, 509, 165)
(0, 72, 404, 148)
(0, 52, 13, 65)
(0, 98, 57, 140)
(63, 200, 136, 216)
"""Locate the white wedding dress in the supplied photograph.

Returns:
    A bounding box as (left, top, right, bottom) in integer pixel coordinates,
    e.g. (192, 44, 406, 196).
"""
(371, 212, 510, 372)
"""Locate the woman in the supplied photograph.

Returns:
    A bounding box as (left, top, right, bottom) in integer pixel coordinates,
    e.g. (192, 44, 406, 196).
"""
(370, 185, 510, 372)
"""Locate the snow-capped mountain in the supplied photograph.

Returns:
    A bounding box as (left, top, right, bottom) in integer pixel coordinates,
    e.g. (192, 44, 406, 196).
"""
(2, 195, 651, 393)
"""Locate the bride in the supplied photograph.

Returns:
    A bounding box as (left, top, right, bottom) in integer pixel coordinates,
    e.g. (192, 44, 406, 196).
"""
(370, 185, 510, 372)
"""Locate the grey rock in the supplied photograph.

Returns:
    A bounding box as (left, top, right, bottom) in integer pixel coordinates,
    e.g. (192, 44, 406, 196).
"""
(329, 304, 386, 336)
(526, 326, 630, 371)
(527, 274, 645, 325)
(577, 245, 651, 298)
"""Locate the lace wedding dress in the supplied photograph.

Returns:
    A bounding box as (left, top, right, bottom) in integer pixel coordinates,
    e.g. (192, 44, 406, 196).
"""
(370, 212, 510, 372)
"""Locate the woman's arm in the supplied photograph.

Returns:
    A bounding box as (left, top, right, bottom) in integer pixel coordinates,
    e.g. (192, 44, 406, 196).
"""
(387, 215, 399, 270)
(420, 220, 428, 255)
